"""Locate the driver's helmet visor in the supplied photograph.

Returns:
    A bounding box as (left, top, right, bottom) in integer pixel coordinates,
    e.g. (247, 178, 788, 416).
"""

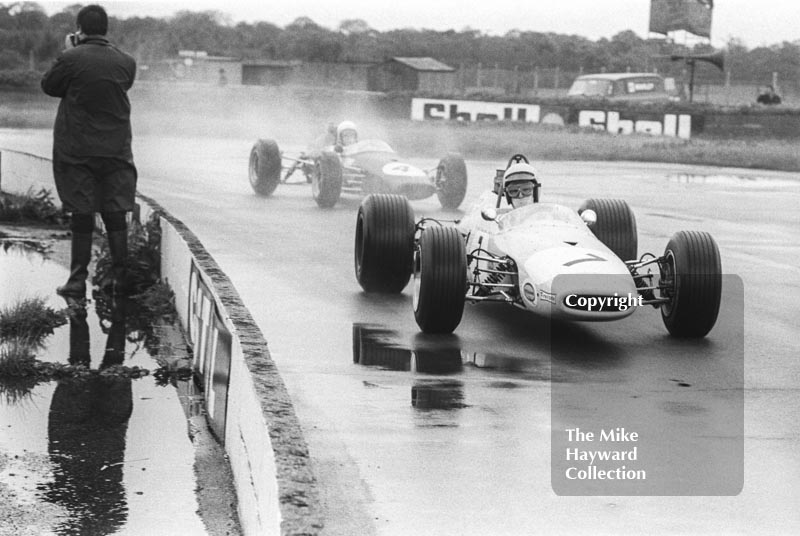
(340, 130, 358, 145)
(505, 182, 535, 198)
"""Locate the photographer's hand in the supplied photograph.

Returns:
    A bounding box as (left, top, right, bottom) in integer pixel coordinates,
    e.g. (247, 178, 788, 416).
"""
(64, 33, 79, 49)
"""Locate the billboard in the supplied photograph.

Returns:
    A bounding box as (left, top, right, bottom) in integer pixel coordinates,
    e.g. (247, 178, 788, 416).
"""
(650, 0, 713, 38)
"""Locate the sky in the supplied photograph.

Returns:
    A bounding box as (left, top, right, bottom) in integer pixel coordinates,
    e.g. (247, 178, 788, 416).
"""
(37, 1, 798, 48)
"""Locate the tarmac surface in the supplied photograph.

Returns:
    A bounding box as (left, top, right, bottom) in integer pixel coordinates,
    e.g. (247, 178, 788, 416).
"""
(2, 129, 799, 535)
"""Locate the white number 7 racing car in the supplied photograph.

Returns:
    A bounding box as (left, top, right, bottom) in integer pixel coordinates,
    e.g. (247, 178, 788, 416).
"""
(354, 154, 722, 338)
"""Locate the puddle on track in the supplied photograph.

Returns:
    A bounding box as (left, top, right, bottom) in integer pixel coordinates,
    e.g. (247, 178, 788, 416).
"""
(0, 244, 210, 535)
(352, 323, 551, 381)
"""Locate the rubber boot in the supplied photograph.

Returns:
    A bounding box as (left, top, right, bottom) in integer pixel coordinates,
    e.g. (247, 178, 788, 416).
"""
(107, 230, 129, 296)
(56, 232, 93, 297)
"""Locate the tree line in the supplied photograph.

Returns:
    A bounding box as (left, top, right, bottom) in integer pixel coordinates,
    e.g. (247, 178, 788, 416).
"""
(1, 2, 797, 88)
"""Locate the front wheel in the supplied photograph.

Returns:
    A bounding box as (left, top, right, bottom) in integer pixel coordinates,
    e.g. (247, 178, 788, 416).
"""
(435, 153, 468, 210)
(248, 139, 281, 196)
(355, 194, 415, 293)
(659, 231, 722, 338)
(413, 226, 467, 333)
(578, 198, 637, 261)
(312, 151, 343, 208)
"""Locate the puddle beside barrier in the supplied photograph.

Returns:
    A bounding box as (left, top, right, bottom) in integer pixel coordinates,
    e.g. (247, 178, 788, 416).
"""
(0, 236, 234, 535)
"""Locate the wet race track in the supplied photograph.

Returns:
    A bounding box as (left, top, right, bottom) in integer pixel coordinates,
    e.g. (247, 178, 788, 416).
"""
(3, 129, 800, 535)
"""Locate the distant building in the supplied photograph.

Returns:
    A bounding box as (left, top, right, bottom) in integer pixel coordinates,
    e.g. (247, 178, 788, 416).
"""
(241, 60, 302, 86)
(242, 60, 373, 90)
(139, 54, 456, 94)
(368, 57, 456, 93)
(139, 51, 242, 84)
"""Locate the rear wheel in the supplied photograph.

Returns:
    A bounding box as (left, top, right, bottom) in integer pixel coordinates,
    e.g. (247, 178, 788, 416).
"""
(413, 226, 467, 333)
(248, 139, 281, 196)
(354, 194, 415, 293)
(659, 231, 722, 338)
(579, 198, 637, 261)
(435, 153, 468, 210)
(312, 151, 343, 208)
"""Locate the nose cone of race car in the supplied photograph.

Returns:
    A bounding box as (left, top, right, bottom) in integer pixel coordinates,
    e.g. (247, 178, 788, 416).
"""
(380, 162, 436, 200)
(520, 246, 640, 321)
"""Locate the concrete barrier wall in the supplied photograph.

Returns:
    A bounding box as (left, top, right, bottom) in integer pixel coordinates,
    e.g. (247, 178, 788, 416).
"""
(0, 149, 322, 536)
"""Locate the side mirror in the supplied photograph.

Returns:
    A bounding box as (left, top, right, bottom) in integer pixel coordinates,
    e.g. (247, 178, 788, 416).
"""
(334, 144, 343, 153)
(580, 209, 597, 227)
(481, 208, 497, 222)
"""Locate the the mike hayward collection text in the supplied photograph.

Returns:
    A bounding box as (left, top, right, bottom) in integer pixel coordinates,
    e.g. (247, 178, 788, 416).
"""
(564, 427, 647, 481)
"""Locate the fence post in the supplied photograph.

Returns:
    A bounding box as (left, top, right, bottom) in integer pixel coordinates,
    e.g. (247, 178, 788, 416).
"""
(533, 66, 539, 95)
(476, 62, 482, 88)
(513, 65, 519, 95)
(724, 68, 731, 106)
(772, 71, 779, 93)
(494, 63, 499, 90)
(554, 66, 560, 90)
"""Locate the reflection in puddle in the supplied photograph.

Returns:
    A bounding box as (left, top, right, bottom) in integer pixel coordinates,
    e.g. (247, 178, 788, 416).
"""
(352, 324, 465, 374)
(40, 301, 132, 533)
(1, 237, 52, 257)
(352, 324, 549, 415)
(44, 373, 133, 534)
(412, 380, 466, 410)
(0, 243, 208, 535)
(353, 323, 544, 376)
(667, 173, 799, 187)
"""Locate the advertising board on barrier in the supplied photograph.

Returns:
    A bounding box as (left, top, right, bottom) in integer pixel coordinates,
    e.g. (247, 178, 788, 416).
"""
(410, 97, 694, 139)
(411, 98, 541, 123)
(188, 261, 232, 442)
(578, 110, 692, 138)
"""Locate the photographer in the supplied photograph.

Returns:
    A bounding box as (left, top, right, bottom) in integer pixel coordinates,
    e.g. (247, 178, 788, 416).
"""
(41, 4, 137, 298)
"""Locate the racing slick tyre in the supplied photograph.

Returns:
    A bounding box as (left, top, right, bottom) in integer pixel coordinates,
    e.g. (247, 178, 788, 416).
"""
(248, 139, 282, 196)
(312, 151, 343, 208)
(413, 226, 467, 333)
(435, 153, 468, 210)
(659, 231, 722, 338)
(579, 198, 637, 261)
(355, 194, 415, 293)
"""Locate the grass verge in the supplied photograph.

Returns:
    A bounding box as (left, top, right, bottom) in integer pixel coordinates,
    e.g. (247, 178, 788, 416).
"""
(0, 296, 67, 344)
(383, 120, 800, 172)
(0, 188, 68, 227)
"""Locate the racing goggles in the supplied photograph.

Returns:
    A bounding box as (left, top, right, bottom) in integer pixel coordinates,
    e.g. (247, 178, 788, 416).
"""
(505, 184, 535, 198)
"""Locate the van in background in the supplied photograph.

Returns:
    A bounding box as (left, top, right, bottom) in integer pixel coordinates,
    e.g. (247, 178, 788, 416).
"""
(567, 73, 681, 102)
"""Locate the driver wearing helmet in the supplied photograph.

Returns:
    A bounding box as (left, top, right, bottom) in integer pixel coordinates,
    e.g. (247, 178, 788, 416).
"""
(502, 162, 538, 209)
(336, 121, 358, 147)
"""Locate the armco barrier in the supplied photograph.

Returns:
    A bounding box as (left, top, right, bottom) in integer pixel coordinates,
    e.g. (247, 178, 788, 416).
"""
(0, 148, 323, 536)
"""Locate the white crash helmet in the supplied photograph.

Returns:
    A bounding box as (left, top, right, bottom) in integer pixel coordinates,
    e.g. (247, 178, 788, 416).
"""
(503, 162, 538, 188)
(336, 121, 358, 145)
(502, 162, 539, 204)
